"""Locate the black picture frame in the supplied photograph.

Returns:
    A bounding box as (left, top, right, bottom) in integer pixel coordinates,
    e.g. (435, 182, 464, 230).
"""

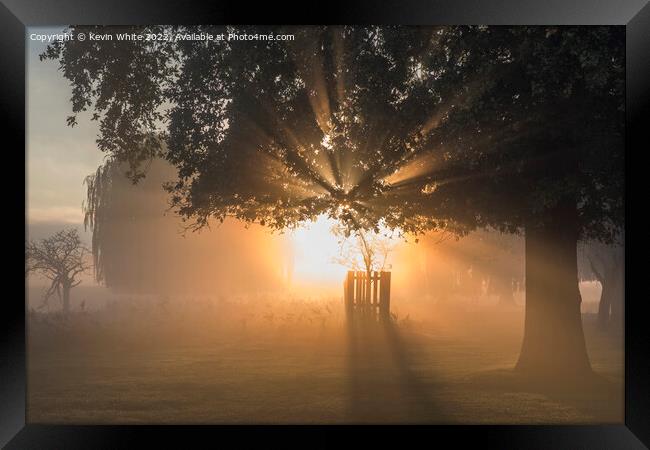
(2, 1, 648, 448)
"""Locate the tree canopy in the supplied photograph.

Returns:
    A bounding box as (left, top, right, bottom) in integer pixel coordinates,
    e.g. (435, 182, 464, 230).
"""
(45, 25, 624, 242)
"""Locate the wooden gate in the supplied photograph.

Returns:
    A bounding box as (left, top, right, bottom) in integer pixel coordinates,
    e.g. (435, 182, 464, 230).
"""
(343, 271, 391, 322)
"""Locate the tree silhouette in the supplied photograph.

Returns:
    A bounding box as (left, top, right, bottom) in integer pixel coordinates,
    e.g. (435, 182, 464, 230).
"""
(42, 26, 469, 232)
(26, 229, 90, 315)
(423, 27, 624, 378)
(45, 25, 624, 379)
(579, 239, 624, 330)
(83, 157, 288, 294)
(331, 222, 396, 276)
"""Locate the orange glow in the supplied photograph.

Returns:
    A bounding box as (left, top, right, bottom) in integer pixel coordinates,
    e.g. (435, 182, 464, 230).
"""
(288, 215, 348, 290)
(286, 215, 411, 296)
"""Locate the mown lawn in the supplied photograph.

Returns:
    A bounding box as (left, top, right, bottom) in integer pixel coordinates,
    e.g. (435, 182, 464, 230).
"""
(27, 304, 623, 424)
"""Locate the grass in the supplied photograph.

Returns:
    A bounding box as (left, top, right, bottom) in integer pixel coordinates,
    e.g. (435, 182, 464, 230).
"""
(27, 299, 623, 424)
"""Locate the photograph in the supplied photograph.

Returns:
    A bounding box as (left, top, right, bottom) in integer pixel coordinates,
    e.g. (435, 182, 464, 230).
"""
(2, 1, 648, 446)
(24, 25, 626, 425)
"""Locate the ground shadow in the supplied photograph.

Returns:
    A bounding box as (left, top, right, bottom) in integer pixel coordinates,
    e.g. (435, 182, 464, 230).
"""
(463, 367, 624, 423)
(345, 317, 450, 423)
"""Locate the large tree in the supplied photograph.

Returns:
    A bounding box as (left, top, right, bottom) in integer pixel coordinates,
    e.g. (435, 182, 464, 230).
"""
(423, 27, 625, 379)
(45, 25, 624, 379)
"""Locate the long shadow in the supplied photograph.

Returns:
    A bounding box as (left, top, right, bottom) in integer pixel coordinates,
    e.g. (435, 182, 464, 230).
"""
(464, 367, 624, 423)
(345, 317, 449, 423)
(535, 373, 623, 422)
(381, 320, 449, 422)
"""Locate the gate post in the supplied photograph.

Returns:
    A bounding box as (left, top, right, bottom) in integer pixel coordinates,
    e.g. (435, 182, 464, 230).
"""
(344, 271, 354, 320)
(379, 271, 391, 321)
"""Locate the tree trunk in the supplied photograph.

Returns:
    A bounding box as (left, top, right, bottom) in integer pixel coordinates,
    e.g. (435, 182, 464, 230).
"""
(62, 284, 71, 317)
(593, 251, 623, 331)
(516, 198, 592, 379)
(609, 267, 623, 330)
(589, 254, 611, 330)
(597, 277, 611, 329)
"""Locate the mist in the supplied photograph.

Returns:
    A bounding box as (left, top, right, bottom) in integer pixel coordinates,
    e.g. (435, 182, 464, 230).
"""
(26, 25, 624, 425)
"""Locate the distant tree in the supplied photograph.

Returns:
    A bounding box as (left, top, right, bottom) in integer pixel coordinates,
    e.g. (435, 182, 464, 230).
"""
(475, 230, 524, 307)
(26, 229, 91, 315)
(83, 157, 172, 289)
(579, 239, 624, 330)
(83, 157, 288, 294)
(417, 229, 524, 306)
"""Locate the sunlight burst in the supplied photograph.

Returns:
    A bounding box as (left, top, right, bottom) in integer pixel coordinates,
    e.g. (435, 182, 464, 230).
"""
(288, 215, 348, 284)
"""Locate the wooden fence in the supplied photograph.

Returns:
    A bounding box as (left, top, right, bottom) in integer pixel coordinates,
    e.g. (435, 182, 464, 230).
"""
(343, 270, 391, 322)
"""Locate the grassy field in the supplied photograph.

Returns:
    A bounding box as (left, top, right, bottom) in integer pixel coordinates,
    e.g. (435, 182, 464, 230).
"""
(27, 299, 623, 424)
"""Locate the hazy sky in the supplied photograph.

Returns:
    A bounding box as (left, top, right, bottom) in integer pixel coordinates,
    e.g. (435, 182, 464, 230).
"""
(27, 26, 105, 239)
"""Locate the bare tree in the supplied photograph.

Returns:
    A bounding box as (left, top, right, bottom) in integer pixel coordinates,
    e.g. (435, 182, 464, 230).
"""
(331, 224, 396, 276)
(26, 229, 91, 316)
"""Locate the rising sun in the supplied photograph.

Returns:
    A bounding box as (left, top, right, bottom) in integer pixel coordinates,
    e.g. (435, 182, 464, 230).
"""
(288, 215, 348, 287)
